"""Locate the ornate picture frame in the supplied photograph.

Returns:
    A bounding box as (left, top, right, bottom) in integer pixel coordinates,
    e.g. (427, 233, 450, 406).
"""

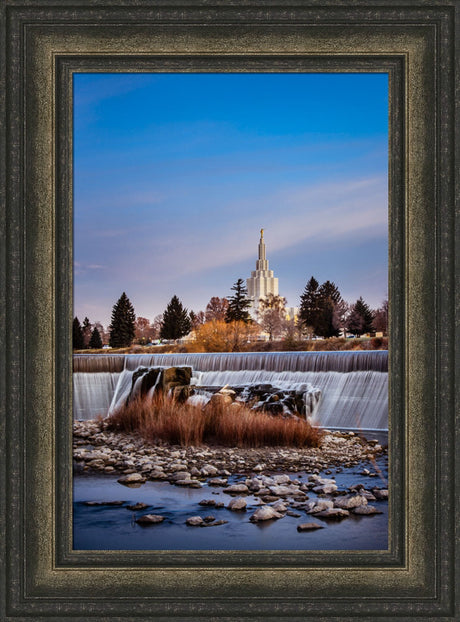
(1, 1, 457, 619)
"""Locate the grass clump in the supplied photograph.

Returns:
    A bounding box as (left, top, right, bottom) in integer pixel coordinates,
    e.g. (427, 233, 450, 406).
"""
(106, 394, 322, 449)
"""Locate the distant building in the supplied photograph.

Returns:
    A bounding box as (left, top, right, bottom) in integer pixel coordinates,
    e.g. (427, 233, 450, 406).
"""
(246, 229, 279, 315)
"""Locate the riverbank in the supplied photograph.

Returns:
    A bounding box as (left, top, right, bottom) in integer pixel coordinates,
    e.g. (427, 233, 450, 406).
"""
(73, 419, 386, 477)
(73, 419, 388, 550)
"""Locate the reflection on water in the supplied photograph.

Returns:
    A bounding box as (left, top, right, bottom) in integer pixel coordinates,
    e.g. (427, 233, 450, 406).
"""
(73, 456, 388, 551)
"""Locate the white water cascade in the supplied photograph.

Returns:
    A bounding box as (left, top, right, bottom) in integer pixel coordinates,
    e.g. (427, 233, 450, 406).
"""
(73, 351, 388, 430)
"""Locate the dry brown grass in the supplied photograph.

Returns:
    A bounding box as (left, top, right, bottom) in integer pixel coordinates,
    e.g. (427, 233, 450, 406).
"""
(106, 394, 322, 449)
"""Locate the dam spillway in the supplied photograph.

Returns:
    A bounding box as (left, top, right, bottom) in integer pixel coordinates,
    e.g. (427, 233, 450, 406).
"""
(73, 350, 388, 431)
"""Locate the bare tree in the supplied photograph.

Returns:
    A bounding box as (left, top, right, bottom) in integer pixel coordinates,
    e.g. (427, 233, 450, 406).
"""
(258, 294, 287, 341)
(205, 296, 229, 322)
(135, 316, 151, 344)
(189, 310, 206, 330)
(373, 299, 388, 334)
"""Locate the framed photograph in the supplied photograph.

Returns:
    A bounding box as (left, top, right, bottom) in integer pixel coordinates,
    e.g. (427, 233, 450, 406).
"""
(1, 1, 457, 620)
(72, 70, 390, 553)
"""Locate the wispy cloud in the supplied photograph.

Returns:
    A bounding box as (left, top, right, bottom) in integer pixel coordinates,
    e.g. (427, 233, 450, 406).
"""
(140, 175, 387, 279)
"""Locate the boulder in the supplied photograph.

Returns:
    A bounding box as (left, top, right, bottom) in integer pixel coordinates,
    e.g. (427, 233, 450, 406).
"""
(372, 488, 389, 500)
(200, 464, 218, 477)
(186, 516, 204, 526)
(117, 473, 146, 485)
(126, 502, 149, 511)
(223, 484, 249, 495)
(297, 522, 324, 531)
(352, 505, 383, 515)
(306, 499, 334, 514)
(249, 506, 283, 522)
(227, 497, 247, 511)
(136, 514, 165, 524)
(334, 494, 368, 509)
(316, 508, 350, 519)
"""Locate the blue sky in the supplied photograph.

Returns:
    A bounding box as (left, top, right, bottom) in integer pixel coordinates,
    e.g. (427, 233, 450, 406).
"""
(74, 73, 388, 327)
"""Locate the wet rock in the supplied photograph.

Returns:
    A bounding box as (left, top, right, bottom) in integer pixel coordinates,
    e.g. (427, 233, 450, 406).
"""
(170, 471, 191, 482)
(202, 520, 228, 527)
(149, 471, 168, 480)
(316, 508, 350, 520)
(198, 499, 216, 507)
(297, 522, 324, 531)
(227, 497, 247, 511)
(334, 494, 368, 509)
(250, 506, 283, 522)
(203, 515, 215, 523)
(117, 473, 146, 485)
(352, 505, 383, 515)
(305, 499, 334, 514)
(372, 488, 388, 500)
(223, 484, 249, 495)
(136, 514, 165, 524)
(200, 464, 218, 477)
(272, 474, 292, 485)
(208, 478, 228, 487)
(175, 479, 202, 488)
(287, 511, 301, 518)
(312, 484, 338, 494)
(271, 500, 288, 513)
(186, 516, 204, 526)
(268, 485, 299, 497)
(126, 502, 149, 511)
(169, 463, 188, 472)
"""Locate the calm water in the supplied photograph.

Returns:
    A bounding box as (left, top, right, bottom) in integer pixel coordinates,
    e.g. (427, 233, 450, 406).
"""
(73, 455, 388, 551)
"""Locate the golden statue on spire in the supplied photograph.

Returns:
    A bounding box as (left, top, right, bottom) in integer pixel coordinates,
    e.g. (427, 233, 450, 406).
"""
(260, 228, 264, 238)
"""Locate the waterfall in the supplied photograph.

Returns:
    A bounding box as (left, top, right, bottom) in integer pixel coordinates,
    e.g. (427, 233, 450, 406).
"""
(74, 350, 387, 373)
(73, 372, 121, 420)
(73, 351, 388, 430)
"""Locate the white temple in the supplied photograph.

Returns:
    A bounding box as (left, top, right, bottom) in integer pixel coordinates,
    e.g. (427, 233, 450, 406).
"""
(246, 229, 279, 313)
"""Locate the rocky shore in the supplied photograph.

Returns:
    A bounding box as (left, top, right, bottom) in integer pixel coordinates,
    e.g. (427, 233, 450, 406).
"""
(74, 420, 388, 529)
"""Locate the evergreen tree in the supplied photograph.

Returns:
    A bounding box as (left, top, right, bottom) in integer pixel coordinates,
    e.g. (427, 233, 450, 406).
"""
(109, 292, 136, 347)
(316, 280, 343, 338)
(82, 316, 92, 348)
(225, 278, 252, 324)
(89, 326, 103, 349)
(160, 295, 191, 340)
(346, 297, 374, 336)
(72, 316, 84, 350)
(299, 277, 321, 337)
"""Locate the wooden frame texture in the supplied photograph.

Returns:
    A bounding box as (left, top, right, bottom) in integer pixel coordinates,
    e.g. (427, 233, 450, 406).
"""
(1, 1, 458, 620)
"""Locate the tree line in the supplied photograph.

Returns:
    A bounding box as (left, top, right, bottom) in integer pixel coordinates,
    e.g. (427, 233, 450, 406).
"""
(73, 277, 388, 350)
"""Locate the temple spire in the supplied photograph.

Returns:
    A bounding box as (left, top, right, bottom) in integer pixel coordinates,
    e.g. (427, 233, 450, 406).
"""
(246, 229, 278, 315)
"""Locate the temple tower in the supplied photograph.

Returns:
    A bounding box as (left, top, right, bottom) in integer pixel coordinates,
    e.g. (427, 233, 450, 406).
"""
(246, 229, 279, 313)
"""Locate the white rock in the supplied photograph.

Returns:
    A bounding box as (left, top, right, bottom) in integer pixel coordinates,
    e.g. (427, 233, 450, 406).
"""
(316, 508, 350, 519)
(272, 474, 292, 485)
(271, 500, 288, 512)
(249, 506, 283, 522)
(306, 499, 334, 514)
(227, 497, 247, 511)
(223, 484, 249, 494)
(297, 522, 324, 531)
(268, 485, 299, 497)
(334, 494, 368, 509)
(136, 514, 165, 524)
(312, 484, 338, 494)
(186, 516, 204, 526)
(117, 473, 146, 485)
(201, 464, 218, 477)
(352, 505, 383, 515)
